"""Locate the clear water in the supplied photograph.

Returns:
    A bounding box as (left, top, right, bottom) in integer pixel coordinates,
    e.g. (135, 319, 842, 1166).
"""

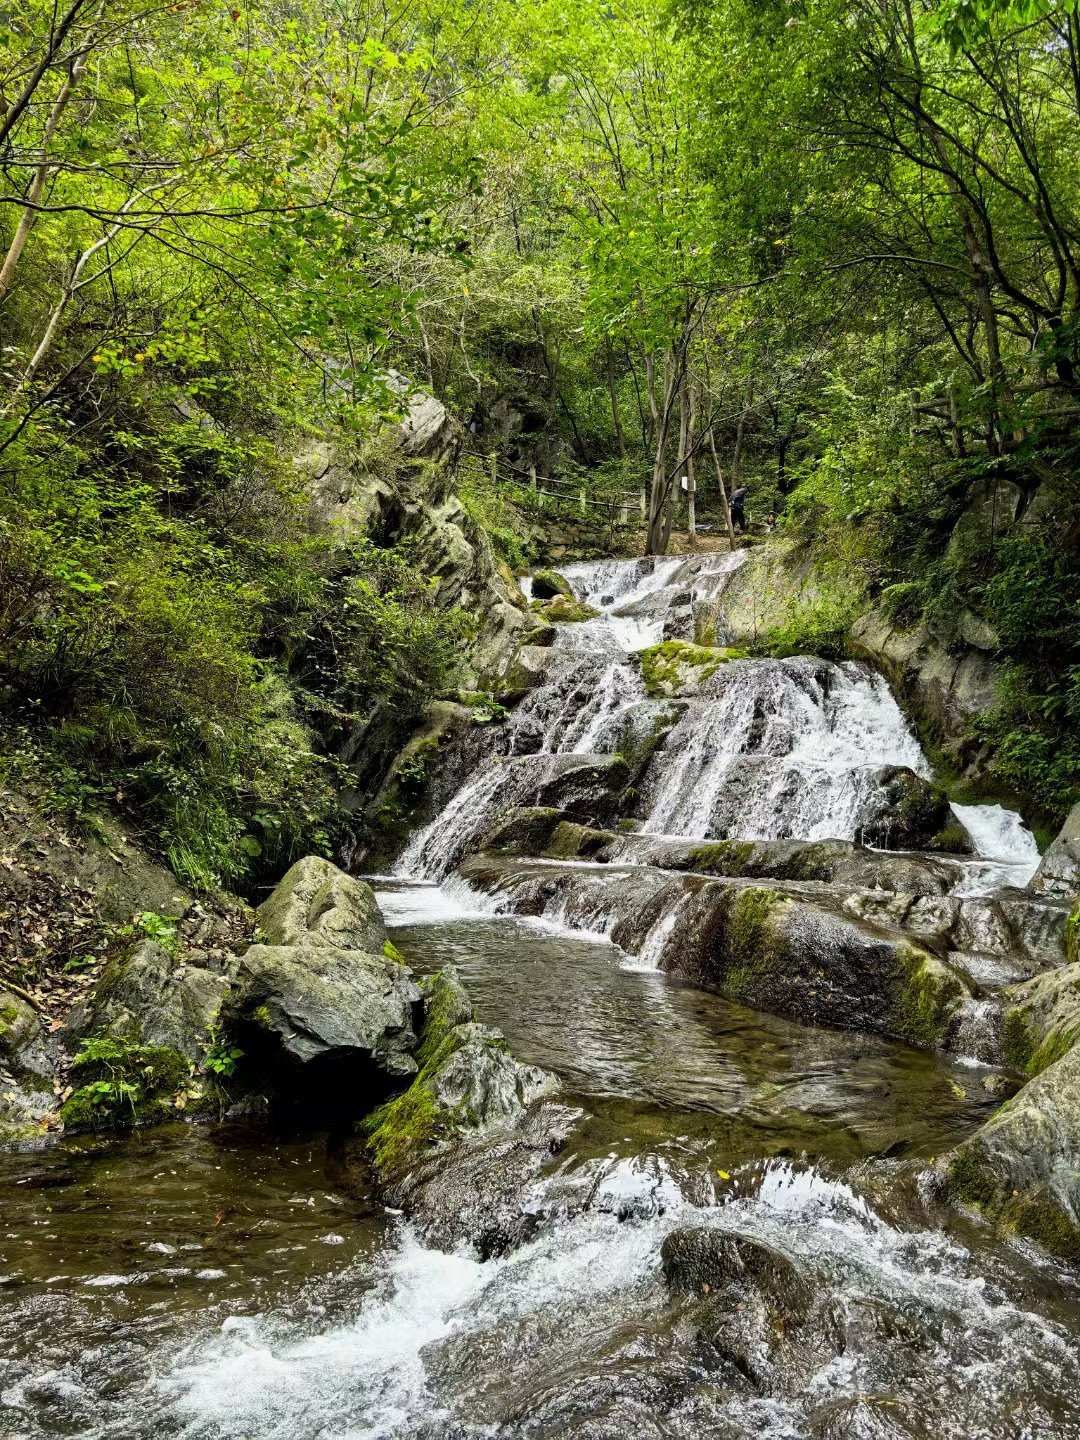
(2, 892, 1077, 1439)
(1, 557, 1066, 1440)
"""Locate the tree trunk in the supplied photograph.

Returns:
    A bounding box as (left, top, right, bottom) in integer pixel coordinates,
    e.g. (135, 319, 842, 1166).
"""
(708, 428, 738, 549)
(686, 378, 697, 538)
(605, 334, 625, 457)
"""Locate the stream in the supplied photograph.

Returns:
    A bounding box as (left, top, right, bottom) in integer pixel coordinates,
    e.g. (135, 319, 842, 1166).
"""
(1, 554, 1077, 1438)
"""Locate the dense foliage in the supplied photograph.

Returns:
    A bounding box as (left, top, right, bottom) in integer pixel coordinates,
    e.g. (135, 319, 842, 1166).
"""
(2, 0, 1078, 877)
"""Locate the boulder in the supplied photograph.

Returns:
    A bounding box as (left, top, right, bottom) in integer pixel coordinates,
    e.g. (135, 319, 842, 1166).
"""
(0, 988, 55, 1143)
(947, 1044, 1080, 1261)
(661, 1227, 813, 1314)
(855, 767, 969, 853)
(233, 941, 420, 1079)
(1000, 964, 1080, 1076)
(669, 880, 971, 1050)
(530, 568, 574, 600)
(848, 610, 998, 769)
(531, 594, 599, 623)
(481, 807, 565, 856)
(1029, 801, 1080, 900)
(363, 967, 568, 1252)
(946, 477, 1024, 561)
(68, 939, 233, 1065)
(457, 857, 973, 1052)
(257, 856, 386, 953)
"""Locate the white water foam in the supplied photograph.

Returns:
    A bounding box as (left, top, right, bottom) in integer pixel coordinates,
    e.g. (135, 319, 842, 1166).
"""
(155, 1157, 1080, 1440)
(642, 658, 928, 842)
(950, 802, 1041, 895)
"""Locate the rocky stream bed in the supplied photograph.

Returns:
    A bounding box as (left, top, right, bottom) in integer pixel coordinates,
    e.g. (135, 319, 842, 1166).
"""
(2, 553, 1080, 1438)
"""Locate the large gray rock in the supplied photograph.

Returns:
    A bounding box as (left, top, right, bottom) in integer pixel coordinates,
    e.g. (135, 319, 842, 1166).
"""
(257, 856, 385, 953)
(661, 1227, 813, 1313)
(854, 766, 968, 853)
(1029, 802, 1080, 900)
(947, 1044, 1080, 1261)
(946, 477, 1024, 561)
(364, 967, 568, 1253)
(848, 610, 998, 768)
(0, 988, 55, 1143)
(69, 939, 233, 1065)
(1000, 963, 1080, 1076)
(234, 942, 420, 1077)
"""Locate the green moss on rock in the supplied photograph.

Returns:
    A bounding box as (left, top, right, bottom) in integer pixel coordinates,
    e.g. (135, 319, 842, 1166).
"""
(532, 595, 599, 623)
(723, 886, 786, 1002)
(531, 568, 574, 599)
(948, 1139, 1080, 1264)
(545, 821, 612, 859)
(890, 946, 963, 1050)
(689, 841, 757, 876)
(639, 640, 746, 698)
(60, 1034, 193, 1132)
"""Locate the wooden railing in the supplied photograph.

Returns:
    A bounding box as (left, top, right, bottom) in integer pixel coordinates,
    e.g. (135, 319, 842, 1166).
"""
(466, 447, 645, 524)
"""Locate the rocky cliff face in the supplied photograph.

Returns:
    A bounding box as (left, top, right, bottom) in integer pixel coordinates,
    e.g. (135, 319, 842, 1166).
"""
(294, 384, 527, 689)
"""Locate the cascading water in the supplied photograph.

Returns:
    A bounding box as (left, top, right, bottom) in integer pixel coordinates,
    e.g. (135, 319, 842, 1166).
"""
(950, 800, 1042, 894)
(640, 655, 928, 841)
(3, 554, 1074, 1440)
(397, 553, 1041, 895)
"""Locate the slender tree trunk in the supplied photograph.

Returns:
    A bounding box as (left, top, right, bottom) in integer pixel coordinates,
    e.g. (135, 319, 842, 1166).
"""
(605, 334, 625, 457)
(646, 357, 678, 555)
(0, 0, 92, 153)
(732, 372, 752, 492)
(0, 44, 92, 302)
(708, 427, 738, 549)
(686, 378, 697, 538)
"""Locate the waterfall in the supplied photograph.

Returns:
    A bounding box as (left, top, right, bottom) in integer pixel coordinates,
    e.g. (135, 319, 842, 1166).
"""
(641, 656, 928, 842)
(949, 801, 1041, 895)
(395, 554, 1038, 894)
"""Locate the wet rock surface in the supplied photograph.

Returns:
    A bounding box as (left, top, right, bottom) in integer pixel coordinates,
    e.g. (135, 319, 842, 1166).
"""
(363, 965, 571, 1252)
(949, 1043, 1080, 1260)
(232, 941, 420, 1078)
(1030, 800, 1080, 900)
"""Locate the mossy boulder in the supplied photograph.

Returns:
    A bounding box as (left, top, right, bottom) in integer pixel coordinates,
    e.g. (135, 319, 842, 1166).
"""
(531, 594, 600, 623)
(1030, 801, 1080, 900)
(638, 640, 747, 698)
(364, 966, 558, 1179)
(999, 964, 1080, 1077)
(232, 940, 420, 1079)
(531, 568, 574, 600)
(481, 807, 564, 856)
(256, 856, 385, 954)
(545, 820, 614, 859)
(68, 938, 233, 1069)
(856, 767, 969, 854)
(947, 1044, 1080, 1263)
(59, 1035, 193, 1133)
(0, 988, 56, 1144)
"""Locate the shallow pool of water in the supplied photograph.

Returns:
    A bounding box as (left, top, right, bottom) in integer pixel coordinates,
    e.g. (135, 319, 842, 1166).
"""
(0, 887, 1076, 1440)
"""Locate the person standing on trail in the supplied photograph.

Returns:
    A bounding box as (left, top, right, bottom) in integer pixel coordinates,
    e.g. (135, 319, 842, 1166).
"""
(730, 486, 748, 533)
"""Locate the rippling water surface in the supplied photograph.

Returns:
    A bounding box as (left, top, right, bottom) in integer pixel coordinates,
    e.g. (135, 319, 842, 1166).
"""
(0, 887, 1077, 1439)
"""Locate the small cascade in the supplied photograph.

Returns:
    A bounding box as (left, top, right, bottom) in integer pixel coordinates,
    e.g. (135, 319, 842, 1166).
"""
(949, 996, 1003, 1066)
(950, 801, 1041, 894)
(641, 656, 928, 842)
